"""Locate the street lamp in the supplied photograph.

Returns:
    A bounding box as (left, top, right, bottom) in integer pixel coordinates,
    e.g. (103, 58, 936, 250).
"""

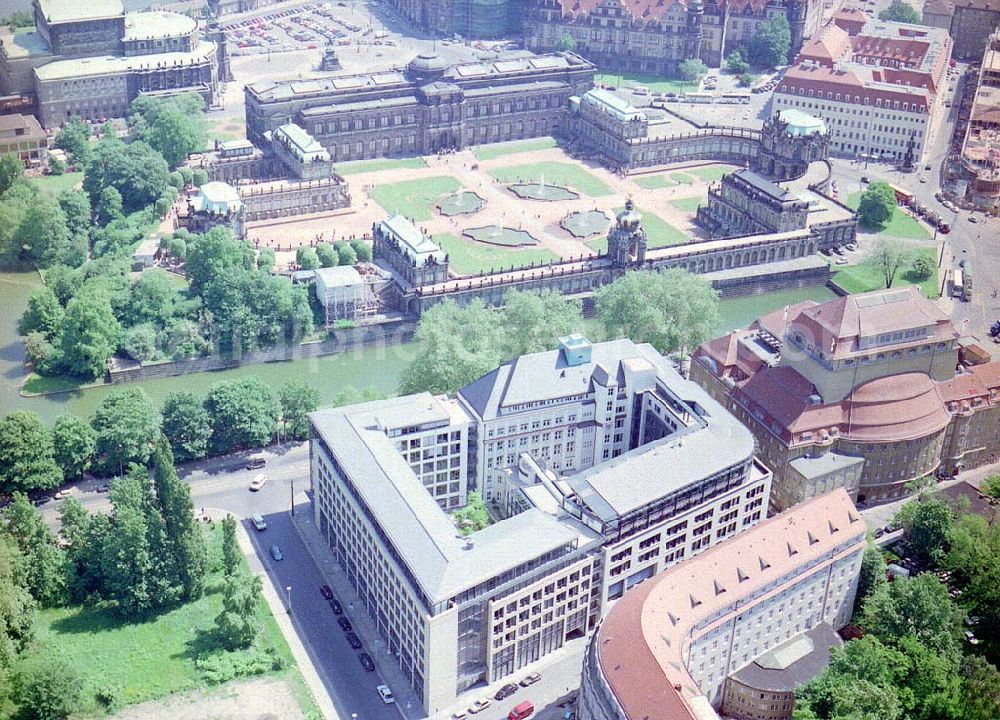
(286, 585, 292, 614)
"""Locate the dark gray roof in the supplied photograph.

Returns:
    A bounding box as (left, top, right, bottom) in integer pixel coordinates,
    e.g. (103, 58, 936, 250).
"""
(732, 169, 797, 202)
(730, 623, 843, 692)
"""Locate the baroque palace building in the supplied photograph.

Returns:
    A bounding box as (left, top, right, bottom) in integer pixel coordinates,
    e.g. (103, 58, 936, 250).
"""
(0, 0, 227, 127)
(691, 287, 1000, 510)
(578, 488, 865, 720)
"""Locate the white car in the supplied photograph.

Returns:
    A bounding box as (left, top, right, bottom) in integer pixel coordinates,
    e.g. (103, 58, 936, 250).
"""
(377, 685, 395, 704)
(249, 473, 268, 491)
(468, 698, 492, 714)
(54, 487, 76, 500)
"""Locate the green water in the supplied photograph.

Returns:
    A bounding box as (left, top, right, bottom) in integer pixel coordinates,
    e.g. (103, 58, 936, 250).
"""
(0, 272, 837, 421)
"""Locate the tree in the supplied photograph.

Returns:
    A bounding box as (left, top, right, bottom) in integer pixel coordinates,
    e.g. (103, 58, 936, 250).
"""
(0, 153, 23, 194)
(596, 269, 719, 355)
(83, 138, 169, 213)
(747, 14, 791, 69)
(958, 656, 1000, 720)
(0, 534, 34, 672)
(221, 514, 240, 577)
(215, 570, 263, 650)
(11, 651, 82, 720)
(18, 287, 63, 339)
(945, 514, 1000, 652)
(192, 168, 208, 188)
(855, 543, 888, 613)
(58, 282, 121, 379)
(452, 491, 490, 535)
(400, 299, 504, 395)
(316, 243, 337, 268)
(554, 32, 577, 52)
(47, 156, 66, 176)
(126, 268, 178, 326)
(152, 438, 206, 601)
(857, 181, 896, 229)
(906, 498, 952, 567)
(278, 379, 319, 441)
(123, 323, 159, 363)
(129, 94, 206, 169)
(43, 264, 82, 306)
(256, 247, 275, 273)
(859, 574, 962, 657)
(336, 241, 357, 266)
(51, 415, 96, 481)
(53, 118, 91, 167)
(679, 58, 708, 82)
(982, 475, 1000, 499)
(185, 227, 253, 292)
(164, 318, 210, 359)
(91, 388, 161, 476)
(1, 494, 67, 607)
(204, 377, 279, 454)
(13, 193, 70, 267)
(727, 49, 750, 75)
(501, 289, 583, 357)
(96, 186, 123, 226)
(56, 190, 91, 262)
(880, 0, 921, 22)
(296, 246, 319, 270)
(871, 237, 911, 290)
(910, 254, 935, 281)
(350, 239, 371, 263)
(0, 412, 62, 495)
(161, 392, 210, 462)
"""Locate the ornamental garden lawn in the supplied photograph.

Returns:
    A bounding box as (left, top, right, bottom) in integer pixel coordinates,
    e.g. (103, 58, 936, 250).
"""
(370, 176, 463, 220)
(487, 162, 612, 198)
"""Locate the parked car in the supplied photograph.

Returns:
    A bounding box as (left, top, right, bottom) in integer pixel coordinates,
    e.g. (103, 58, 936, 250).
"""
(249, 473, 267, 491)
(320, 585, 333, 600)
(468, 698, 491, 714)
(938, 223, 951, 234)
(329, 598, 343, 614)
(358, 652, 375, 671)
(337, 617, 352, 631)
(989, 321, 1000, 337)
(508, 700, 535, 720)
(452, 712, 468, 720)
(54, 487, 76, 500)
(377, 684, 395, 704)
(270, 544, 283, 561)
(520, 673, 541, 687)
(246, 458, 266, 470)
(252, 514, 267, 531)
(346, 632, 363, 649)
(969, 215, 979, 223)
(495, 682, 519, 700)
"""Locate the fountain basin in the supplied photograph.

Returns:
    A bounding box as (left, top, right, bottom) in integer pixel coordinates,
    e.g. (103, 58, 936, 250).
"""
(438, 191, 486, 216)
(509, 183, 579, 202)
(464, 226, 540, 247)
(562, 210, 609, 238)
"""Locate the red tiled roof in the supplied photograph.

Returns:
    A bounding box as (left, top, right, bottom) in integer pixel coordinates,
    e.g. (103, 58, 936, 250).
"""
(800, 23, 852, 65)
(842, 373, 952, 441)
(754, 300, 819, 340)
(596, 490, 866, 720)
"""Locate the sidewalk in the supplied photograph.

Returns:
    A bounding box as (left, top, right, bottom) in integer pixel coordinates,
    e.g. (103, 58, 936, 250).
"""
(206, 507, 340, 720)
(290, 497, 424, 719)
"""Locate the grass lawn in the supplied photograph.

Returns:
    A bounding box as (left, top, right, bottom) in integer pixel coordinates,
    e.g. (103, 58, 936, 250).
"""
(594, 72, 698, 96)
(671, 197, 703, 213)
(21, 373, 94, 396)
(336, 157, 428, 176)
(844, 192, 932, 241)
(433, 233, 557, 276)
(487, 162, 612, 198)
(32, 524, 312, 716)
(671, 173, 695, 185)
(370, 176, 462, 221)
(633, 175, 677, 190)
(34, 171, 83, 195)
(588, 205, 686, 253)
(689, 166, 732, 182)
(473, 137, 558, 161)
(831, 247, 939, 298)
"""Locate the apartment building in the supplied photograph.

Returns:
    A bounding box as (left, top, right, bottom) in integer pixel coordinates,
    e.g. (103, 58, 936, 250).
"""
(771, 16, 952, 165)
(578, 489, 865, 720)
(310, 337, 772, 712)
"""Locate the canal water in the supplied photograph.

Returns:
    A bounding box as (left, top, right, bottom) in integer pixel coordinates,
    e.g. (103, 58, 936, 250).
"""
(0, 271, 836, 421)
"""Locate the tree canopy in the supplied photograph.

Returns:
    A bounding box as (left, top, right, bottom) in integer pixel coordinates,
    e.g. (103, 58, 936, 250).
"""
(128, 93, 207, 169)
(204, 377, 279, 454)
(161, 391, 211, 462)
(0, 411, 62, 495)
(747, 14, 791, 69)
(880, 0, 921, 22)
(870, 237, 912, 289)
(90, 388, 161, 476)
(857, 181, 897, 229)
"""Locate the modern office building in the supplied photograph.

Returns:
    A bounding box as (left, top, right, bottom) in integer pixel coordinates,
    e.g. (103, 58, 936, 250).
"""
(310, 337, 772, 712)
(244, 51, 595, 161)
(0, 0, 224, 127)
(771, 16, 952, 166)
(577, 488, 865, 720)
(691, 287, 1000, 510)
(960, 30, 1000, 208)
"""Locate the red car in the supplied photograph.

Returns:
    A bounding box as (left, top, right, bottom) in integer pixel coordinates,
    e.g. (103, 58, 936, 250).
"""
(320, 585, 333, 600)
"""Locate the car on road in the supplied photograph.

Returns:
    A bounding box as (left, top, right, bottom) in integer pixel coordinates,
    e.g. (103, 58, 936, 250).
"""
(508, 700, 535, 720)
(969, 215, 979, 223)
(835, 257, 849, 266)
(54, 487, 76, 500)
(495, 682, 519, 700)
(252, 514, 268, 531)
(246, 458, 266, 470)
(337, 617, 352, 631)
(451, 712, 468, 720)
(520, 673, 541, 687)
(329, 598, 343, 614)
(33, 496, 51, 507)
(269, 544, 283, 561)
(468, 698, 491, 714)
(377, 684, 395, 704)
(939, 223, 951, 234)
(320, 585, 333, 600)
(845, 243, 858, 251)
(345, 632, 363, 649)
(358, 652, 375, 671)
(249, 473, 268, 491)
